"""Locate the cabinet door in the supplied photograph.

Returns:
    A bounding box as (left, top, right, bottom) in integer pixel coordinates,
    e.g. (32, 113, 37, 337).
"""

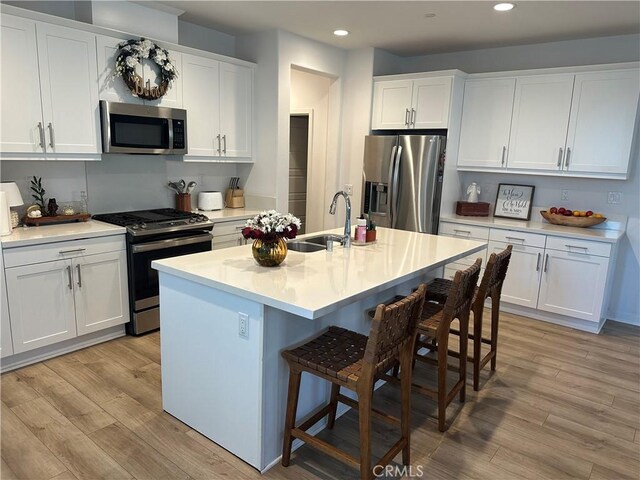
(371, 80, 413, 130)
(143, 49, 183, 108)
(96, 35, 144, 104)
(538, 250, 609, 322)
(565, 70, 640, 175)
(36, 23, 100, 154)
(411, 77, 452, 129)
(74, 251, 129, 336)
(507, 74, 574, 171)
(182, 54, 220, 157)
(489, 241, 543, 308)
(457, 78, 516, 168)
(0, 250, 13, 358)
(0, 15, 45, 154)
(219, 63, 252, 158)
(5, 260, 76, 353)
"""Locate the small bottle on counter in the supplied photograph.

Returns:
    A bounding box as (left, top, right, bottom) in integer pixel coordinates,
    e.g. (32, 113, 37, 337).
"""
(355, 217, 367, 242)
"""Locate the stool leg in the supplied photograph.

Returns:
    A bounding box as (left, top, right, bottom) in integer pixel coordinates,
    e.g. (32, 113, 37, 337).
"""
(327, 384, 340, 429)
(459, 314, 468, 403)
(357, 380, 374, 480)
(490, 295, 500, 371)
(282, 368, 302, 467)
(473, 304, 482, 391)
(437, 333, 448, 432)
(399, 347, 412, 465)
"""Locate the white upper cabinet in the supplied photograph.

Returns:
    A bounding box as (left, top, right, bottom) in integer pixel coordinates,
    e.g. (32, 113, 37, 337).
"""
(36, 23, 100, 155)
(0, 15, 43, 154)
(371, 76, 452, 130)
(97, 35, 182, 108)
(564, 70, 640, 176)
(457, 77, 516, 168)
(507, 74, 575, 171)
(183, 54, 253, 160)
(0, 15, 100, 158)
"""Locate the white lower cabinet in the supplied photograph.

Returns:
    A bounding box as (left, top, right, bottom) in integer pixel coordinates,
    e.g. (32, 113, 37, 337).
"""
(4, 236, 129, 354)
(212, 218, 248, 250)
(489, 241, 543, 308)
(0, 249, 14, 358)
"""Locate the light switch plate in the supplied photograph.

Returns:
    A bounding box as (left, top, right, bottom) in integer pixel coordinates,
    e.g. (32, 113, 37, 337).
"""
(238, 312, 249, 338)
(607, 192, 622, 205)
(344, 184, 353, 196)
(561, 190, 569, 201)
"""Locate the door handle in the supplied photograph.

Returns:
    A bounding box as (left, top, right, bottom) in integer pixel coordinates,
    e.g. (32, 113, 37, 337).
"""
(216, 134, 221, 155)
(59, 248, 86, 255)
(37, 122, 46, 150)
(543, 253, 549, 273)
(387, 145, 397, 226)
(391, 146, 401, 228)
(410, 108, 416, 126)
(66, 265, 73, 290)
(76, 264, 82, 287)
(565, 147, 571, 168)
(47, 123, 55, 149)
(501, 146, 507, 167)
(505, 236, 526, 243)
(453, 229, 471, 235)
(222, 135, 227, 155)
(536, 252, 541, 271)
(557, 147, 563, 168)
(404, 109, 410, 127)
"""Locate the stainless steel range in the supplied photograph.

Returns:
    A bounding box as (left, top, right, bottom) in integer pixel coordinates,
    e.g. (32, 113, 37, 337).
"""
(93, 209, 213, 335)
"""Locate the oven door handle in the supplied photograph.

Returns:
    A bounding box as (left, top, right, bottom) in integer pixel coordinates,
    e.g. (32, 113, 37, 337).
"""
(131, 233, 213, 253)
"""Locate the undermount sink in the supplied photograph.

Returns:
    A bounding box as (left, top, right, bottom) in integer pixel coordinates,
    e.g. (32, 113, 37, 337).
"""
(287, 241, 326, 253)
(300, 234, 345, 247)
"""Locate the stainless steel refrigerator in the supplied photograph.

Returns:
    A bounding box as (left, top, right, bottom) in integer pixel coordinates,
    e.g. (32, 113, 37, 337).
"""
(362, 134, 446, 234)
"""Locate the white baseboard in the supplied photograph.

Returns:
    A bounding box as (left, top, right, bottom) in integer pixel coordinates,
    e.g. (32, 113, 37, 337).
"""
(606, 312, 640, 327)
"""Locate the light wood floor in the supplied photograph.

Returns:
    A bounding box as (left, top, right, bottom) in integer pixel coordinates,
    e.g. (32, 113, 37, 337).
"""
(2, 312, 639, 480)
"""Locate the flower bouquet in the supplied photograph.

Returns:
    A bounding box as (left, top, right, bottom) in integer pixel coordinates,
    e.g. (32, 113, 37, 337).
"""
(242, 211, 301, 267)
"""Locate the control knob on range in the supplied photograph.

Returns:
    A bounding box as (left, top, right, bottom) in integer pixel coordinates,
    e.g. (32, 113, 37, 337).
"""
(140, 222, 147, 229)
(131, 224, 139, 230)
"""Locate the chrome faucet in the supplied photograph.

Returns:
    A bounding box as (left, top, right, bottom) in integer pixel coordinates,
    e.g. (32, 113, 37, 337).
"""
(329, 191, 352, 248)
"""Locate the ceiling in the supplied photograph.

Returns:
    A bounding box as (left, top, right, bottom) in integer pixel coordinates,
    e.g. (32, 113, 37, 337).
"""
(158, 1, 640, 56)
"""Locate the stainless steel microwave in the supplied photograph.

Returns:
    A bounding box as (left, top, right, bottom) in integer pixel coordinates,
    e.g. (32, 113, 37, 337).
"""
(100, 101, 187, 154)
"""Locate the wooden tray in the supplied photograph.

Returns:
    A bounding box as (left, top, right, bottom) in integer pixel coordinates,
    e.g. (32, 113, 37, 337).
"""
(456, 201, 490, 217)
(23, 213, 91, 226)
(540, 211, 606, 228)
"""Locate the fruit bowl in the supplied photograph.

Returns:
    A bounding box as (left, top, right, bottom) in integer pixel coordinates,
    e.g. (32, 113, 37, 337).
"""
(540, 211, 606, 228)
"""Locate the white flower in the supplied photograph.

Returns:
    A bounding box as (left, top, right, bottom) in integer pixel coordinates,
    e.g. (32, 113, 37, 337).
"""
(164, 63, 173, 71)
(122, 45, 132, 52)
(125, 56, 138, 68)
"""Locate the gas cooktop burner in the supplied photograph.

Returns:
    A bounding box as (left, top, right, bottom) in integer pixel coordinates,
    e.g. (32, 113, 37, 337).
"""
(93, 208, 211, 236)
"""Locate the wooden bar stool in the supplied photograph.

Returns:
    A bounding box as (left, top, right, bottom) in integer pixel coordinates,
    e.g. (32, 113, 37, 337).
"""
(412, 259, 481, 432)
(426, 245, 512, 390)
(281, 285, 427, 480)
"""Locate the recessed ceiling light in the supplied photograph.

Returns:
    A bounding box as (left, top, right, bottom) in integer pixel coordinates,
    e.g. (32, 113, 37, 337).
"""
(424, 13, 436, 18)
(333, 29, 349, 36)
(494, 3, 515, 11)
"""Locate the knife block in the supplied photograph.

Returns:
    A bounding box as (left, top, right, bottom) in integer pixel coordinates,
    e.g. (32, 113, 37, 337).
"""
(225, 189, 245, 209)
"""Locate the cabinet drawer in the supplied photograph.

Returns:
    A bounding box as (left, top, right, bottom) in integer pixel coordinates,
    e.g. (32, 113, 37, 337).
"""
(489, 228, 546, 248)
(545, 236, 611, 258)
(4, 235, 125, 268)
(213, 219, 248, 237)
(439, 222, 489, 240)
(212, 233, 245, 250)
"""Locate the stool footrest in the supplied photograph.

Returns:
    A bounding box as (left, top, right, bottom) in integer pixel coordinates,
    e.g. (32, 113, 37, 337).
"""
(292, 428, 360, 469)
(336, 393, 401, 426)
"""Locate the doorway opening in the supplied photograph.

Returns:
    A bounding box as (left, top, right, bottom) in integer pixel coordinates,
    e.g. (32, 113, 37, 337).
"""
(289, 114, 309, 234)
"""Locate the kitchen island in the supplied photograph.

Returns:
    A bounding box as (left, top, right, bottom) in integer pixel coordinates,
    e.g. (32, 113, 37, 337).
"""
(152, 227, 486, 472)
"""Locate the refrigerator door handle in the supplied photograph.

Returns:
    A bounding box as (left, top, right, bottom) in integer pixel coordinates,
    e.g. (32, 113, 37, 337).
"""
(387, 145, 397, 226)
(390, 145, 402, 228)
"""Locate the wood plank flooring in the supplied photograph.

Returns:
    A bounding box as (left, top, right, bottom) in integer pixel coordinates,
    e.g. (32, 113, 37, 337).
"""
(2, 312, 639, 479)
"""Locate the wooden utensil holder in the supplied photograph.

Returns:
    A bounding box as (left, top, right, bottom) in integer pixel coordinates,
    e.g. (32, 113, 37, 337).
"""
(225, 189, 245, 208)
(176, 193, 192, 212)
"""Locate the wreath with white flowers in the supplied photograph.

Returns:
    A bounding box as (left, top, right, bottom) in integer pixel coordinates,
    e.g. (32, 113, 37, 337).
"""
(114, 38, 178, 100)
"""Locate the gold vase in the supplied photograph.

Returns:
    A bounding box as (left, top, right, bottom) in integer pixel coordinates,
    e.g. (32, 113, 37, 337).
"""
(252, 238, 288, 267)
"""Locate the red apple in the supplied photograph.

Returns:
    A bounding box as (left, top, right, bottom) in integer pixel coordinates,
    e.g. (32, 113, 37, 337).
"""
(558, 207, 566, 214)
(550, 207, 558, 214)
(586, 210, 593, 217)
(564, 210, 573, 216)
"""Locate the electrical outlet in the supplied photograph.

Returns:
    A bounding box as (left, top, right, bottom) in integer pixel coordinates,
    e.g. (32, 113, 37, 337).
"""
(561, 190, 569, 201)
(344, 184, 353, 196)
(238, 313, 249, 338)
(607, 192, 622, 205)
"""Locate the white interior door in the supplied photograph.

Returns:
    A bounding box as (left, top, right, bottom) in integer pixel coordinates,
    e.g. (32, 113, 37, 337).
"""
(74, 251, 129, 336)
(36, 22, 100, 155)
(565, 69, 640, 175)
(182, 54, 220, 157)
(371, 79, 413, 129)
(219, 62, 252, 158)
(538, 250, 609, 322)
(5, 260, 76, 354)
(507, 74, 574, 171)
(0, 15, 45, 154)
(489, 241, 543, 308)
(411, 76, 452, 129)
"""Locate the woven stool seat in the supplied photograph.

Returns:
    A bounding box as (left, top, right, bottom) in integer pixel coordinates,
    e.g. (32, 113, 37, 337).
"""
(283, 327, 368, 387)
(417, 302, 445, 335)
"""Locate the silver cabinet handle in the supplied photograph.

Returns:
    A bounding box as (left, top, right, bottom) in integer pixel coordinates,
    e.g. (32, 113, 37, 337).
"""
(501, 146, 507, 167)
(410, 108, 416, 126)
(76, 264, 82, 287)
(47, 123, 55, 148)
(222, 134, 227, 155)
(557, 147, 563, 168)
(59, 248, 86, 255)
(543, 253, 549, 273)
(216, 134, 221, 155)
(404, 108, 410, 127)
(565, 147, 571, 168)
(66, 265, 73, 290)
(453, 229, 471, 235)
(536, 252, 541, 271)
(505, 236, 525, 243)
(37, 122, 46, 150)
(565, 244, 588, 251)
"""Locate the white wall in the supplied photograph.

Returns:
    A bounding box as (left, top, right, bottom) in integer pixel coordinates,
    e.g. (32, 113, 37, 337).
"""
(91, 1, 179, 43)
(178, 20, 236, 58)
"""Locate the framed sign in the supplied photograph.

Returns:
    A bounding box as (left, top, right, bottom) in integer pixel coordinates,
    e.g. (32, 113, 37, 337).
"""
(494, 184, 535, 220)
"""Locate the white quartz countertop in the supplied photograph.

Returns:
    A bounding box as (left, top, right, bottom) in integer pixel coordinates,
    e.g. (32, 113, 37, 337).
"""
(195, 208, 260, 222)
(152, 227, 486, 319)
(440, 214, 625, 243)
(1, 220, 126, 248)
